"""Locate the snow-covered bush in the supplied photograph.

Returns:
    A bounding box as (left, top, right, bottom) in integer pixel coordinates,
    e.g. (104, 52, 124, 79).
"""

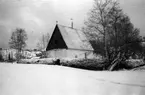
(61, 59, 105, 70)
(126, 59, 144, 67)
(60, 58, 145, 71)
(20, 58, 56, 65)
(111, 59, 145, 70)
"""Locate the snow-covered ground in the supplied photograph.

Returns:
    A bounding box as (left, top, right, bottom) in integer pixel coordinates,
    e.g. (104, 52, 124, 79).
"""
(0, 63, 145, 95)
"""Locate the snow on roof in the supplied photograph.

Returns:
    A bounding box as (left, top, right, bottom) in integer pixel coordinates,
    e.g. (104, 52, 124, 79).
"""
(57, 24, 94, 51)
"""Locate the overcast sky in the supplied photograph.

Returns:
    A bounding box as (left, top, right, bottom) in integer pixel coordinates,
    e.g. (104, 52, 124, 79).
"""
(0, 0, 144, 49)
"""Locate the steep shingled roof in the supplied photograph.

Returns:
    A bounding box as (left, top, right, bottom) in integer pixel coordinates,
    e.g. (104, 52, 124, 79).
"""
(47, 24, 94, 51)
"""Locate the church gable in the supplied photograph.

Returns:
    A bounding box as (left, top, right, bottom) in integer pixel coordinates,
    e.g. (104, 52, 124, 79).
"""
(46, 25, 68, 51)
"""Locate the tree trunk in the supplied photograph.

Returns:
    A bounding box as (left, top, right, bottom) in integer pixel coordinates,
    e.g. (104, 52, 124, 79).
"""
(108, 52, 121, 71)
(104, 26, 109, 60)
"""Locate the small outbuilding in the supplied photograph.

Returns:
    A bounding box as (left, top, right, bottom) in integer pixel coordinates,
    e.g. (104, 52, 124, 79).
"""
(46, 24, 95, 59)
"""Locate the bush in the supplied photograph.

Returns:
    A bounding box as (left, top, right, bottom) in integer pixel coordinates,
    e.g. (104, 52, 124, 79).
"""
(16, 57, 143, 71)
(111, 59, 145, 71)
(0, 52, 3, 62)
(60, 58, 143, 71)
(19, 58, 56, 65)
(113, 61, 133, 70)
(20, 58, 105, 71)
(61, 59, 105, 70)
(39, 51, 47, 58)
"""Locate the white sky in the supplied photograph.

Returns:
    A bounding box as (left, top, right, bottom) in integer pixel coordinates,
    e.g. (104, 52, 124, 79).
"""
(0, 0, 144, 49)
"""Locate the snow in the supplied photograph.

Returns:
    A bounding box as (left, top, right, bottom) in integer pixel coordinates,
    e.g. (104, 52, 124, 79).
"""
(0, 63, 145, 95)
(21, 57, 80, 64)
(57, 25, 94, 51)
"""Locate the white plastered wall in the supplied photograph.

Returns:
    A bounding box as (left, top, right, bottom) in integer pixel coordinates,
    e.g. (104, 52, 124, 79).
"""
(47, 49, 95, 59)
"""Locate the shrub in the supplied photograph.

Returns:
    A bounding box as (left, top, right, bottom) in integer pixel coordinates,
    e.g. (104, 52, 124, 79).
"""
(0, 52, 3, 62)
(61, 58, 144, 71)
(113, 61, 133, 70)
(111, 59, 145, 70)
(19, 58, 56, 65)
(61, 59, 105, 70)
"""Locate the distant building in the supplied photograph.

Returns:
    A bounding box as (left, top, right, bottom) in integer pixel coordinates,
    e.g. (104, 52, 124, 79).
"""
(46, 24, 95, 59)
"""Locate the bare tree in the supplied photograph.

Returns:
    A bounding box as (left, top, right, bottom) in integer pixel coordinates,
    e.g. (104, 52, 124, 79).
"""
(37, 33, 50, 51)
(9, 28, 28, 61)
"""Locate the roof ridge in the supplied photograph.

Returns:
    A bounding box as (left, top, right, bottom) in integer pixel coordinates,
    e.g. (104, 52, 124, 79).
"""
(57, 24, 81, 31)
